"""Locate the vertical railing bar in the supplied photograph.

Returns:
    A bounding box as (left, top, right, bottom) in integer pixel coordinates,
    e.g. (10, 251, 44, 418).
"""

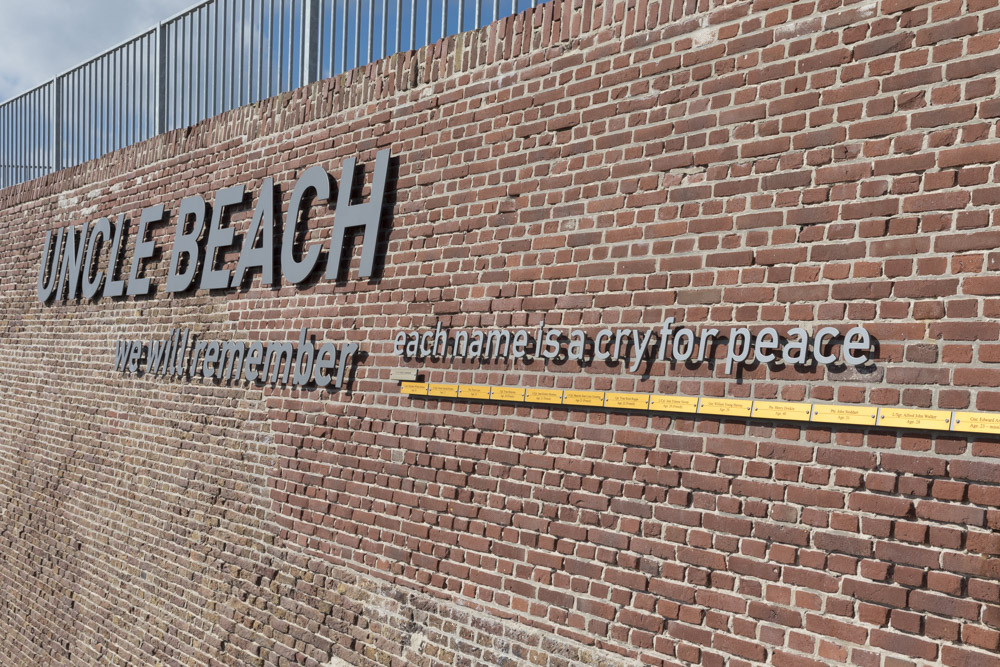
(112, 47, 118, 151)
(100, 55, 105, 156)
(332, 0, 337, 76)
(51, 78, 61, 172)
(394, 0, 401, 53)
(299, 0, 306, 85)
(199, 5, 205, 118)
(186, 15, 193, 126)
(102, 54, 108, 156)
(279, 0, 286, 92)
(16, 95, 21, 182)
(85, 66, 91, 162)
(243, 0, 254, 104)
(316, 0, 323, 80)
(92, 58, 98, 158)
(410, 0, 416, 50)
(17, 95, 22, 181)
(205, 4, 212, 118)
(34, 90, 38, 175)
(30, 90, 33, 176)
(302, 0, 318, 85)
(341, 0, 348, 73)
(20, 94, 25, 179)
(85, 64, 91, 161)
(287, 0, 295, 90)
(81, 67, 86, 161)
(128, 42, 133, 146)
(156, 22, 167, 136)
(113, 47, 120, 151)
(354, 0, 361, 67)
(458, 0, 464, 33)
(202, 6, 207, 120)
(492, 0, 498, 22)
(219, 0, 227, 113)
(260, 0, 264, 102)
(238, 0, 246, 105)
(425, 0, 432, 46)
(367, 0, 374, 63)
(2, 104, 6, 187)
(266, 0, 273, 96)
(176, 18, 182, 130)
(228, 0, 235, 111)
(147, 34, 152, 138)
(192, 12, 198, 124)
(66, 74, 72, 167)
(123, 45, 129, 148)
(117, 47, 123, 150)
(271, 0, 278, 97)
(475, 0, 481, 27)
(188, 13, 195, 126)
(125, 43, 130, 146)
(24, 93, 29, 179)
(230, 0, 238, 109)
(380, 0, 387, 60)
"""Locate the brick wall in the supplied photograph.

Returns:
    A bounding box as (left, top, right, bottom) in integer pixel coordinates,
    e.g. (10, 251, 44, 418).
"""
(1, 0, 1000, 665)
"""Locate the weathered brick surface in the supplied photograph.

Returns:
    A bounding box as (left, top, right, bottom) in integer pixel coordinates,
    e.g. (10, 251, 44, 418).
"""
(1, 0, 1000, 665)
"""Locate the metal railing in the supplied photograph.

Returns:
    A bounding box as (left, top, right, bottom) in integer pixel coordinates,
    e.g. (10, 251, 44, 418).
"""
(0, 0, 546, 190)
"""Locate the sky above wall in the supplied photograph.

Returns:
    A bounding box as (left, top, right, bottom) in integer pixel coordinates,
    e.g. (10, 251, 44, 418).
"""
(0, 0, 193, 102)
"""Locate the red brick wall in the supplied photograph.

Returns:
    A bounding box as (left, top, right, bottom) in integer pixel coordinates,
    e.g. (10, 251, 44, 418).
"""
(1, 0, 1000, 665)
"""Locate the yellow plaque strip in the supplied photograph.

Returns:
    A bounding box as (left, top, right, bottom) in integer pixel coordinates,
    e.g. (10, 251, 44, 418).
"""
(649, 395, 699, 414)
(427, 383, 459, 398)
(878, 408, 952, 430)
(400, 384, 1000, 434)
(952, 411, 1000, 434)
(752, 400, 812, 421)
(699, 398, 753, 417)
(400, 382, 428, 395)
(458, 385, 491, 400)
(491, 386, 526, 402)
(564, 390, 605, 407)
(525, 388, 564, 405)
(811, 404, 877, 426)
(606, 392, 650, 410)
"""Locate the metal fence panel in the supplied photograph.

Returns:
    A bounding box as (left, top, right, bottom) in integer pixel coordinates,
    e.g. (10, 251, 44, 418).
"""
(0, 0, 547, 190)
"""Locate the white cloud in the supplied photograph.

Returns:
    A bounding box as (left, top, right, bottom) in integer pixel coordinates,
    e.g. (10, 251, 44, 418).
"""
(0, 0, 193, 102)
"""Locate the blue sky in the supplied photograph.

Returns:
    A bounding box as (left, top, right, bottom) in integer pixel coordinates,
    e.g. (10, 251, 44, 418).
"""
(0, 0, 193, 103)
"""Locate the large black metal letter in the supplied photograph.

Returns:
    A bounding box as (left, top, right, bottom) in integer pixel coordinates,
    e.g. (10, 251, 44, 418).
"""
(325, 149, 390, 280)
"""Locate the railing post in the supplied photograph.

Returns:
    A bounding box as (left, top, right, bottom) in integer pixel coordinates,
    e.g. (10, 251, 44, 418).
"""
(302, 0, 321, 86)
(50, 77, 63, 173)
(155, 22, 169, 135)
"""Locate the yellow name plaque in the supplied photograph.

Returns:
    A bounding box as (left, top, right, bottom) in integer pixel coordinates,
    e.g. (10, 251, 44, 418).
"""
(699, 398, 752, 417)
(491, 386, 526, 402)
(878, 408, 952, 430)
(649, 395, 699, 414)
(811, 404, 877, 426)
(427, 383, 459, 398)
(753, 400, 812, 421)
(458, 385, 491, 400)
(564, 391, 605, 407)
(400, 382, 428, 395)
(605, 392, 650, 410)
(952, 411, 1000, 434)
(525, 388, 563, 405)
